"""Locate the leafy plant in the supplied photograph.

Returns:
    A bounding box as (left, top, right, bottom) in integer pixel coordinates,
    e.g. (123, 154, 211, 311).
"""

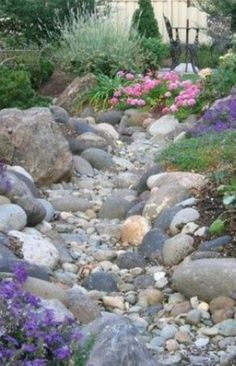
(56, 13, 144, 77)
(160, 131, 236, 172)
(141, 38, 169, 70)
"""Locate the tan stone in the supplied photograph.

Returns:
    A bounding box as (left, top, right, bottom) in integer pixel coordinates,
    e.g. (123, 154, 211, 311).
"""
(103, 296, 125, 310)
(175, 331, 192, 344)
(170, 301, 191, 317)
(165, 339, 179, 352)
(209, 296, 235, 313)
(138, 289, 164, 306)
(212, 308, 234, 324)
(121, 215, 150, 246)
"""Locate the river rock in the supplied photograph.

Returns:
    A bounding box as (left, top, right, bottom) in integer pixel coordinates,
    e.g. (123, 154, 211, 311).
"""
(95, 123, 119, 140)
(72, 156, 94, 176)
(84, 313, 157, 366)
(0, 204, 27, 233)
(173, 258, 236, 301)
(0, 258, 50, 281)
(99, 193, 134, 220)
(162, 234, 194, 266)
(37, 199, 55, 222)
(97, 110, 123, 126)
(0, 108, 72, 185)
(82, 271, 118, 292)
(132, 164, 162, 194)
(138, 229, 168, 262)
(147, 115, 180, 138)
(69, 132, 108, 153)
(67, 118, 95, 134)
(81, 148, 113, 170)
(121, 216, 151, 246)
(147, 172, 207, 190)
(49, 196, 92, 212)
(170, 208, 200, 235)
(67, 288, 101, 323)
(116, 252, 146, 269)
(50, 106, 70, 124)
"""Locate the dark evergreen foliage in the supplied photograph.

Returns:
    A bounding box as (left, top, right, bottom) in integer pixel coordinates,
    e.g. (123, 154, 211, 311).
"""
(132, 0, 160, 39)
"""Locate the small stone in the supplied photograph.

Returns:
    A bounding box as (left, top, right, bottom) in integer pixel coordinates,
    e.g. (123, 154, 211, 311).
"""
(194, 337, 209, 348)
(181, 222, 199, 235)
(210, 296, 235, 313)
(170, 208, 200, 235)
(186, 309, 202, 325)
(200, 327, 219, 336)
(149, 336, 165, 349)
(198, 302, 210, 312)
(153, 272, 168, 289)
(212, 308, 235, 324)
(160, 324, 178, 340)
(190, 296, 199, 309)
(162, 234, 194, 266)
(138, 289, 164, 306)
(217, 319, 236, 336)
(116, 252, 146, 269)
(171, 301, 191, 317)
(175, 330, 191, 344)
(165, 339, 179, 352)
(134, 274, 155, 289)
(121, 215, 151, 246)
(82, 271, 118, 293)
(103, 296, 125, 310)
(67, 288, 101, 324)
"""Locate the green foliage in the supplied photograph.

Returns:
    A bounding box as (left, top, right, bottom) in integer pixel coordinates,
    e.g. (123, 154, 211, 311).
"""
(56, 13, 144, 77)
(86, 74, 126, 109)
(0, 0, 95, 44)
(132, 0, 160, 38)
(209, 218, 226, 235)
(159, 131, 236, 172)
(141, 38, 169, 70)
(0, 66, 51, 109)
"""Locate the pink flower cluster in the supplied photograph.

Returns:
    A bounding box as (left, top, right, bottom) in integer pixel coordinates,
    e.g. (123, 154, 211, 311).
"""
(110, 70, 202, 114)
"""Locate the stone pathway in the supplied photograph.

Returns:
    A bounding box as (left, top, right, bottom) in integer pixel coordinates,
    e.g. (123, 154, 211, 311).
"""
(0, 106, 236, 366)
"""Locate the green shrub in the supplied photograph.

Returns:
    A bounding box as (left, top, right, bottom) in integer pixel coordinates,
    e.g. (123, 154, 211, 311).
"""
(132, 0, 160, 38)
(0, 66, 51, 109)
(56, 13, 145, 76)
(141, 38, 169, 70)
(159, 132, 236, 172)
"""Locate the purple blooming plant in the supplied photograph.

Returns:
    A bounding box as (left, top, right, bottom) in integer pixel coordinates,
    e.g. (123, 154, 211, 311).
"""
(189, 95, 236, 136)
(0, 263, 86, 366)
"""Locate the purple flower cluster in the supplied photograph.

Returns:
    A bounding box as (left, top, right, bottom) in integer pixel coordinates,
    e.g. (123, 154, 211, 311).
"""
(0, 263, 83, 366)
(189, 95, 236, 136)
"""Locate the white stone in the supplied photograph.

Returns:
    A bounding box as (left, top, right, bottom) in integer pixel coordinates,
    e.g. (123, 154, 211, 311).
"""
(9, 229, 59, 269)
(170, 208, 200, 235)
(147, 115, 179, 137)
(174, 63, 199, 74)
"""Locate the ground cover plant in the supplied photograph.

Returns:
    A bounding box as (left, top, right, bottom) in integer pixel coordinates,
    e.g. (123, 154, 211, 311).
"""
(0, 263, 92, 366)
(108, 70, 203, 121)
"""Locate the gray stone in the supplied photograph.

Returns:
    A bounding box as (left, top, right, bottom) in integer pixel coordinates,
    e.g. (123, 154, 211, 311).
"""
(82, 271, 118, 292)
(50, 106, 69, 124)
(199, 236, 233, 251)
(0, 235, 16, 259)
(126, 201, 146, 217)
(49, 196, 92, 212)
(134, 274, 155, 289)
(186, 309, 202, 325)
(37, 199, 55, 222)
(99, 191, 136, 220)
(67, 118, 96, 134)
(0, 108, 72, 186)
(67, 288, 101, 324)
(9, 170, 41, 198)
(138, 229, 168, 262)
(81, 148, 113, 170)
(0, 204, 27, 233)
(41, 298, 74, 322)
(170, 208, 200, 235)
(154, 206, 182, 232)
(160, 324, 178, 339)
(143, 183, 189, 222)
(73, 156, 94, 176)
(217, 320, 236, 336)
(132, 164, 162, 194)
(97, 111, 123, 126)
(149, 336, 165, 348)
(0, 258, 51, 281)
(147, 115, 180, 138)
(116, 252, 146, 269)
(68, 132, 108, 154)
(162, 234, 194, 266)
(0, 171, 46, 226)
(84, 313, 157, 366)
(173, 258, 236, 302)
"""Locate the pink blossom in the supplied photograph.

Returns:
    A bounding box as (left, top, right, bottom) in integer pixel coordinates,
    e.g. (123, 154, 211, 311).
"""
(162, 107, 170, 114)
(117, 70, 125, 77)
(181, 80, 192, 88)
(109, 97, 119, 106)
(170, 104, 178, 112)
(137, 99, 146, 106)
(126, 73, 135, 80)
(114, 90, 122, 98)
(187, 98, 196, 106)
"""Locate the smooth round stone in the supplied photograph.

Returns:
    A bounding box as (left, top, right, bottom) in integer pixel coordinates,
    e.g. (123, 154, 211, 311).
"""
(149, 336, 165, 349)
(210, 296, 235, 314)
(0, 195, 11, 205)
(72, 156, 94, 177)
(66, 288, 101, 323)
(82, 271, 118, 293)
(198, 236, 233, 252)
(194, 337, 209, 348)
(41, 299, 74, 322)
(37, 199, 55, 222)
(67, 117, 95, 134)
(95, 123, 119, 140)
(138, 229, 168, 262)
(217, 319, 236, 336)
(154, 206, 182, 232)
(134, 274, 155, 289)
(97, 110, 123, 126)
(162, 234, 194, 266)
(186, 309, 202, 325)
(69, 132, 108, 153)
(0, 258, 51, 281)
(116, 252, 146, 269)
(166, 339, 179, 352)
(81, 148, 113, 170)
(160, 324, 178, 340)
(0, 204, 27, 233)
(133, 164, 162, 194)
(99, 194, 134, 220)
(170, 208, 200, 235)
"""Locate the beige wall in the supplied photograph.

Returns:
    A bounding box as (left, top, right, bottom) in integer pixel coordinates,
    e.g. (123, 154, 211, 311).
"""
(110, 0, 210, 43)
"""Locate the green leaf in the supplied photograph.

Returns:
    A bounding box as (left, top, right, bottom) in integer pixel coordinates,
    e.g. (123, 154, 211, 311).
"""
(209, 218, 225, 236)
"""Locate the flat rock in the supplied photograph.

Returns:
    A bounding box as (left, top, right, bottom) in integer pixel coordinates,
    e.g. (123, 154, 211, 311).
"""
(116, 252, 146, 269)
(216, 319, 236, 336)
(72, 155, 94, 176)
(173, 258, 236, 302)
(162, 234, 194, 266)
(198, 236, 233, 251)
(99, 193, 134, 220)
(147, 172, 207, 190)
(147, 115, 180, 138)
(69, 132, 108, 153)
(67, 288, 101, 323)
(49, 196, 92, 212)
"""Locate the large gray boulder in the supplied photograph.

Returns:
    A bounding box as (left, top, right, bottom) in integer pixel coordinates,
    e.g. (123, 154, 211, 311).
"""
(173, 258, 236, 302)
(0, 108, 72, 186)
(83, 313, 157, 366)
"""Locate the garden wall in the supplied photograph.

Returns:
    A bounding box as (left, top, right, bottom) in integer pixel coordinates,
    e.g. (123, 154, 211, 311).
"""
(110, 0, 209, 44)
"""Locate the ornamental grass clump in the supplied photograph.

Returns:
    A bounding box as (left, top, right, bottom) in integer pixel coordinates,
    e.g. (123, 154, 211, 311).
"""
(188, 95, 236, 136)
(109, 70, 202, 120)
(0, 263, 88, 366)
